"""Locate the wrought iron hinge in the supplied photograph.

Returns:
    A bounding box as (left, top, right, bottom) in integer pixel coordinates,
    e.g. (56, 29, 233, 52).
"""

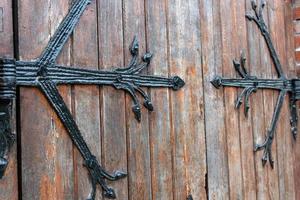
(211, 0, 297, 168)
(0, 0, 184, 199)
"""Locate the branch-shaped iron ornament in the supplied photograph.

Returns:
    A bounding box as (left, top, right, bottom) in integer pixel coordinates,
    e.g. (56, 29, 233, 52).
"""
(212, 0, 297, 168)
(0, 0, 184, 199)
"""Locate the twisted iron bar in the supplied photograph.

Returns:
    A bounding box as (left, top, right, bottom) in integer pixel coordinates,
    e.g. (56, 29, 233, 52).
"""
(0, 0, 184, 199)
(211, 0, 298, 168)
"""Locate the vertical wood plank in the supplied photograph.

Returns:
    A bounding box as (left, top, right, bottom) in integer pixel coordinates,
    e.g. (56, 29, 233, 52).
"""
(0, 0, 13, 55)
(260, 1, 280, 199)
(11, 1, 300, 199)
(97, 0, 128, 199)
(269, 0, 296, 199)
(284, 1, 298, 199)
(122, 0, 152, 199)
(19, 0, 74, 199)
(167, 0, 207, 199)
(286, 0, 300, 199)
(236, 1, 257, 199)
(0, 0, 18, 199)
(72, 1, 102, 199)
(145, 0, 172, 199)
(244, 1, 270, 199)
(220, 0, 244, 198)
(200, 0, 229, 199)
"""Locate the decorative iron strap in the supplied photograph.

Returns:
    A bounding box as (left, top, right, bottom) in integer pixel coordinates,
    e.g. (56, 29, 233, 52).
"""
(0, 0, 185, 199)
(211, 0, 297, 168)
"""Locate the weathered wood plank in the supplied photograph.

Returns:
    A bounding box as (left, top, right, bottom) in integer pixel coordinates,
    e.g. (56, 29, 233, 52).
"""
(269, 0, 296, 199)
(261, 1, 280, 199)
(292, 0, 300, 195)
(11, 1, 300, 199)
(220, 0, 244, 198)
(122, 0, 152, 199)
(166, 0, 207, 199)
(244, 0, 269, 199)
(235, 1, 257, 199)
(97, 0, 128, 199)
(0, 0, 18, 199)
(284, 1, 299, 199)
(286, 0, 300, 199)
(72, 0, 102, 199)
(19, 0, 74, 199)
(0, 0, 13, 56)
(200, 0, 229, 199)
(145, 0, 173, 199)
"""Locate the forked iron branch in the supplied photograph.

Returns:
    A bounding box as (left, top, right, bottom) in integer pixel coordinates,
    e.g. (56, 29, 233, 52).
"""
(211, 0, 298, 168)
(0, 0, 184, 199)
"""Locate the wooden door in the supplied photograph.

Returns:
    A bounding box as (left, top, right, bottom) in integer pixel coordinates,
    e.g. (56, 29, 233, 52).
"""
(0, 0, 299, 199)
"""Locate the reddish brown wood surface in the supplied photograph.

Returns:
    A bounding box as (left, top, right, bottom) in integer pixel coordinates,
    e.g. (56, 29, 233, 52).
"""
(124, 1, 152, 199)
(72, 1, 101, 199)
(19, 1, 74, 199)
(98, 0, 128, 199)
(0, 0, 299, 199)
(0, 1, 18, 200)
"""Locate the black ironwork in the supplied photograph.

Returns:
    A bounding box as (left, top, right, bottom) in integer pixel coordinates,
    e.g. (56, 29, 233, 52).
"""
(187, 194, 193, 200)
(211, 0, 297, 168)
(0, 0, 185, 199)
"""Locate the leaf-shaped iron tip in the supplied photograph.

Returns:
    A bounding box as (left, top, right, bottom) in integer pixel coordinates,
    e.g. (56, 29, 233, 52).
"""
(291, 127, 297, 140)
(233, 59, 240, 70)
(132, 105, 141, 122)
(103, 188, 116, 199)
(261, 0, 266, 8)
(245, 12, 255, 21)
(144, 99, 154, 111)
(251, 0, 257, 10)
(113, 171, 127, 179)
(262, 157, 267, 166)
(129, 36, 139, 56)
(172, 76, 185, 90)
(241, 51, 246, 63)
(210, 76, 222, 89)
(142, 53, 153, 64)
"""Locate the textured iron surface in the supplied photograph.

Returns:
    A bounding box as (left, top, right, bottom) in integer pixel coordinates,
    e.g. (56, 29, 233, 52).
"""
(211, 0, 298, 168)
(0, 99, 14, 179)
(0, 0, 184, 199)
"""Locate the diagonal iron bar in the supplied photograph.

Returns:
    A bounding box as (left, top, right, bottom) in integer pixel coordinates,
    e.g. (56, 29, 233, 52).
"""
(0, 0, 185, 199)
(211, 0, 298, 168)
(37, 0, 92, 76)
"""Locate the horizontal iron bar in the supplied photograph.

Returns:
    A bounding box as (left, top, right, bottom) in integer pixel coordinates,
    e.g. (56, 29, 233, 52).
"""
(211, 76, 293, 91)
(15, 61, 181, 89)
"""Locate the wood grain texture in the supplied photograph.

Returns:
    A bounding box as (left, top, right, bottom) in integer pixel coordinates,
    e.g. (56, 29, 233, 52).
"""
(294, 3, 300, 196)
(289, 0, 300, 199)
(220, 0, 243, 199)
(200, 0, 229, 199)
(0, 0, 18, 200)
(270, 0, 296, 199)
(123, 0, 152, 199)
(246, 0, 270, 198)
(236, 1, 257, 199)
(167, 0, 207, 199)
(19, 0, 74, 199)
(0, 0, 298, 199)
(72, 0, 102, 199)
(261, 1, 280, 199)
(145, 0, 173, 199)
(0, 0, 13, 55)
(97, 0, 128, 199)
